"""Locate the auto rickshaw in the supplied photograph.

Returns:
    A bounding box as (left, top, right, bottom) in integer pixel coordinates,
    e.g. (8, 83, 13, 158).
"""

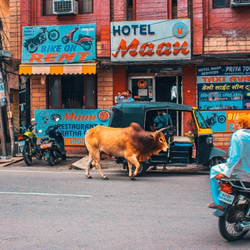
(109, 102, 226, 176)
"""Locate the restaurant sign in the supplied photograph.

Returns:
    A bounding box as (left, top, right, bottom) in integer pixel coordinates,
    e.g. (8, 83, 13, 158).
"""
(111, 19, 191, 62)
(35, 109, 110, 146)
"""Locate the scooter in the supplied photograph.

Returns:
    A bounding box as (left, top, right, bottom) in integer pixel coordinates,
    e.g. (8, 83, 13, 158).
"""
(40, 118, 66, 166)
(213, 177, 250, 241)
(24, 27, 60, 53)
(62, 26, 93, 51)
(17, 119, 42, 166)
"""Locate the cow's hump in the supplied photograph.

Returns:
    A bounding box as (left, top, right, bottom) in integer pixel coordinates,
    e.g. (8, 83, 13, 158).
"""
(129, 122, 143, 132)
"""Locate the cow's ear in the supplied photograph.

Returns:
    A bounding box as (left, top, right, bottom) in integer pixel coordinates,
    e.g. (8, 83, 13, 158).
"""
(149, 134, 155, 139)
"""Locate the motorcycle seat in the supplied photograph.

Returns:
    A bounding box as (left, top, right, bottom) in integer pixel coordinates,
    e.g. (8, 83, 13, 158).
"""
(40, 137, 50, 142)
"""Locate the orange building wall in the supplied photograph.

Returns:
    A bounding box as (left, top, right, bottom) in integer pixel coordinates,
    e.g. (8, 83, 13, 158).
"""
(113, 66, 127, 104)
(193, 0, 250, 55)
(30, 76, 47, 118)
(135, 0, 169, 20)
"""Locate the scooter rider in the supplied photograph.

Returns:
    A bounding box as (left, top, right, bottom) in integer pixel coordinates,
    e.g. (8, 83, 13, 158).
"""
(208, 114, 250, 209)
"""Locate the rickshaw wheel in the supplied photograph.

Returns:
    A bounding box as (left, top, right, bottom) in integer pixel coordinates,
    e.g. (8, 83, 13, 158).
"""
(206, 156, 226, 170)
(124, 161, 148, 177)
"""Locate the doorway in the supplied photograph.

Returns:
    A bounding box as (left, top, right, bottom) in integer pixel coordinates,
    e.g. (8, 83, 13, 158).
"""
(155, 76, 177, 102)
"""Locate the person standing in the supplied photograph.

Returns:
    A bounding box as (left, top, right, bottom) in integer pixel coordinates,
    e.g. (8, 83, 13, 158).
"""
(116, 89, 135, 103)
(208, 114, 250, 209)
(152, 110, 173, 171)
(153, 110, 172, 130)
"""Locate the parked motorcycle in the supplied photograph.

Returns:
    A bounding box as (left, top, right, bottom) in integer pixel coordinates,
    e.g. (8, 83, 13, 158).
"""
(40, 118, 66, 166)
(17, 119, 42, 166)
(62, 26, 93, 50)
(24, 27, 60, 53)
(213, 177, 250, 241)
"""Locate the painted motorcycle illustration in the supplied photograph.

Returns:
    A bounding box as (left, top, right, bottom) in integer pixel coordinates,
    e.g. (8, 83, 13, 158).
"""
(206, 113, 226, 127)
(62, 26, 93, 50)
(24, 27, 60, 53)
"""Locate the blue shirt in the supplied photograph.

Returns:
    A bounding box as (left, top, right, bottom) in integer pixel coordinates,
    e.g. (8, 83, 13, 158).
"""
(224, 129, 250, 180)
(153, 113, 172, 130)
(116, 95, 135, 103)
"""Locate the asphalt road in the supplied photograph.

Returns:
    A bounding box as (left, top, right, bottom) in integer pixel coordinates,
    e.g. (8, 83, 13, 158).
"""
(0, 158, 250, 249)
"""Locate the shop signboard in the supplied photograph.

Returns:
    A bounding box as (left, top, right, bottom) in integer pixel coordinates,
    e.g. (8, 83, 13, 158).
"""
(197, 65, 250, 111)
(111, 19, 191, 62)
(22, 24, 96, 64)
(197, 65, 250, 132)
(0, 71, 7, 106)
(35, 109, 110, 146)
(202, 110, 250, 132)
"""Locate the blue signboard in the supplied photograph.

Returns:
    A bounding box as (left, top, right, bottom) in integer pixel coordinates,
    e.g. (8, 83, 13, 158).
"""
(22, 24, 96, 63)
(197, 65, 250, 111)
(201, 111, 227, 132)
(35, 109, 110, 146)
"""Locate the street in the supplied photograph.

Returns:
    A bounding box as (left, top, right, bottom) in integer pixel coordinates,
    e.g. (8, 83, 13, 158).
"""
(0, 158, 249, 249)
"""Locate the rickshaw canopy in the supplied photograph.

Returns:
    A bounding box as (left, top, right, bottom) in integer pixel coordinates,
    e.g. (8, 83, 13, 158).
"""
(109, 102, 195, 128)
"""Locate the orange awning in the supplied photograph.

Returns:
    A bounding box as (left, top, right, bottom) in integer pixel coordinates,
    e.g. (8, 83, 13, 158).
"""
(19, 63, 97, 75)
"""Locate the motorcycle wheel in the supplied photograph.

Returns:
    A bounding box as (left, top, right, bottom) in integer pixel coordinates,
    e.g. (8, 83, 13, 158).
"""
(125, 161, 148, 177)
(22, 144, 32, 166)
(48, 153, 56, 166)
(27, 42, 38, 53)
(219, 211, 249, 241)
(48, 30, 60, 41)
(218, 115, 226, 123)
(82, 41, 92, 51)
(61, 153, 66, 161)
(206, 156, 226, 170)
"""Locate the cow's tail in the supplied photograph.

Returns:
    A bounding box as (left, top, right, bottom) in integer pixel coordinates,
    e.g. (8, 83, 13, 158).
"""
(84, 137, 89, 156)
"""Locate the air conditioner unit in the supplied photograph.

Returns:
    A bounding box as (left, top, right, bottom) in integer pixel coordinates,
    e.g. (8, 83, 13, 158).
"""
(230, 0, 250, 7)
(53, 0, 78, 15)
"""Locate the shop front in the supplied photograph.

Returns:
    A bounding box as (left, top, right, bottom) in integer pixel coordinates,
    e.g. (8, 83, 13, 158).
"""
(111, 19, 190, 104)
(19, 23, 111, 153)
(111, 19, 192, 135)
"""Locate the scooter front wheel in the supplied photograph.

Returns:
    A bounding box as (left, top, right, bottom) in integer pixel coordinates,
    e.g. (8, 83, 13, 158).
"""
(62, 36, 70, 44)
(61, 153, 66, 161)
(48, 153, 56, 166)
(22, 144, 32, 166)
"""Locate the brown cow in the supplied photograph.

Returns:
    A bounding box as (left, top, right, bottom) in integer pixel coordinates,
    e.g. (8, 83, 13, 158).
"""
(84, 122, 168, 180)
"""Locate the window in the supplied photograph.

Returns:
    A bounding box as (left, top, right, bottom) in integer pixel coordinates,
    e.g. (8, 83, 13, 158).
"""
(213, 0, 230, 8)
(80, 0, 93, 13)
(43, 0, 93, 15)
(127, 0, 133, 20)
(48, 75, 96, 109)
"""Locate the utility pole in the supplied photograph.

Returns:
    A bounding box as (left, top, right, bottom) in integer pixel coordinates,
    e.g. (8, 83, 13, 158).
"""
(0, 19, 15, 157)
(0, 71, 7, 156)
(2, 62, 15, 156)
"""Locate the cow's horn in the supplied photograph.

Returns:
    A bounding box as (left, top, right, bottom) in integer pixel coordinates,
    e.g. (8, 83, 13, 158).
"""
(156, 126, 170, 133)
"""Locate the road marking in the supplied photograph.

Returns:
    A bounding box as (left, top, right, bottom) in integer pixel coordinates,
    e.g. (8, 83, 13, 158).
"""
(0, 169, 122, 175)
(0, 191, 92, 198)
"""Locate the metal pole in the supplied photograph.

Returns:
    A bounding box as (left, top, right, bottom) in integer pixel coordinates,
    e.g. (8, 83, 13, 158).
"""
(0, 104, 7, 156)
(2, 62, 16, 156)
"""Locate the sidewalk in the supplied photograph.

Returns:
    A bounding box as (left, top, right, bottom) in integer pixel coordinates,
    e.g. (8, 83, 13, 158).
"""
(0, 142, 23, 167)
(0, 156, 23, 167)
